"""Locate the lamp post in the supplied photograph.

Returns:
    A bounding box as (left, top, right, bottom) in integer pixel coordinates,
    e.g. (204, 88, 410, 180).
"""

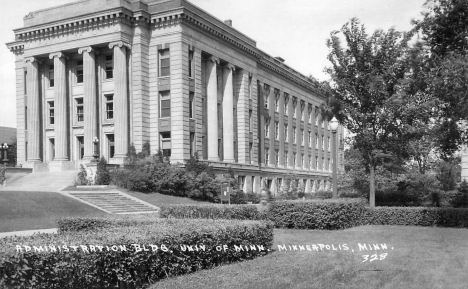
(0, 143, 8, 164)
(92, 137, 99, 162)
(329, 117, 339, 198)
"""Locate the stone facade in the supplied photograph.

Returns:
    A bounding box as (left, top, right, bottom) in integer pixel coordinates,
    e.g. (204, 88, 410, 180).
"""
(6, 0, 345, 195)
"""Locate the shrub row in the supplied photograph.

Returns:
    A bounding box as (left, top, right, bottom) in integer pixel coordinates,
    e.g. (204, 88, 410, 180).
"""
(266, 199, 368, 230)
(0, 218, 273, 289)
(57, 214, 158, 233)
(157, 200, 468, 229)
(364, 207, 468, 227)
(159, 204, 263, 220)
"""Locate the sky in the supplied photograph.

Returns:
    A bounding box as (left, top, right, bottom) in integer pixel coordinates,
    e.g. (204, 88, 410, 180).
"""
(0, 0, 428, 128)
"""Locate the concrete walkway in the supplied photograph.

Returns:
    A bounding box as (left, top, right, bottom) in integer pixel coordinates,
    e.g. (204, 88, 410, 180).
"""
(0, 171, 77, 192)
(0, 228, 58, 238)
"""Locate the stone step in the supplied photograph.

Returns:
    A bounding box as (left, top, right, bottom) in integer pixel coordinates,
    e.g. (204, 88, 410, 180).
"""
(63, 190, 159, 214)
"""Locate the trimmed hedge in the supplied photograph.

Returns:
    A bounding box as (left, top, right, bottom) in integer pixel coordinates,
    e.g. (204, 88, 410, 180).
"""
(364, 207, 468, 227)
(57, 214, 158, 233)
(0, 218, 273, 289)
(159, 204, 263, 220)
(266, 199, 368, 230)
(157, 200, 468, 230)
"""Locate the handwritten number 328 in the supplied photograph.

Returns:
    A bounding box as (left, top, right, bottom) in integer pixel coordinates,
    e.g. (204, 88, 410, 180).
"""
(362, 253, 388, 263)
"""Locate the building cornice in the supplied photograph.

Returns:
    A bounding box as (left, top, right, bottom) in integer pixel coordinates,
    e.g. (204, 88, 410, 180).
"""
(9, 2, 326, 97)
(13, 8, 134, 42)
(6, 41, 24, 55)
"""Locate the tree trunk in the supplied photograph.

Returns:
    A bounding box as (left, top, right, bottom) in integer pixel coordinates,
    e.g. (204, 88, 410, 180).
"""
(369, 165, 376, 208)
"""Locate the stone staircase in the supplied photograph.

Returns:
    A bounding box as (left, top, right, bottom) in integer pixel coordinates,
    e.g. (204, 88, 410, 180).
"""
(63, 190, 159, 214)
(0, 171, 77, 192)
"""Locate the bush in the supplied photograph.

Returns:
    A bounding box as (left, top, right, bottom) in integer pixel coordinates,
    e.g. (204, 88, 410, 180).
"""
(266, 199, 368, 230)
(159, 204, 264, 220)
(75, 165, 91, 186)
(230, 190, 247, 204)
(313, 190, 333, 199)
(245, 192, 260, 204)
(0, 218, 273, 289)
(364, 207, 468, 227)
(451, 180, 468, 208)
(95, 157, 111, 185)
(0, 164, 6, 185)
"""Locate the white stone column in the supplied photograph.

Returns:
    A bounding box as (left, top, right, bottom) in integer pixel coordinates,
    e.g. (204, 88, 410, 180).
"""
(25, 57, 41, 162)
(109, 41, 130, 162)
(78, 47, 97, 160)
(49, 52, 68, 161)
(222, 63, 235, 162)
(206, 56, 219, 161)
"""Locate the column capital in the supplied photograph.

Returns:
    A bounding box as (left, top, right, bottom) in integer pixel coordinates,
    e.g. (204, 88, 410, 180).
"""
(109, 41, 131, 50)
(49, 52, 68, 60)
(78, 46, 98, 55)
(223, 63, 235, 71)
(24, 57, 42, 64)
(209, 56, 219, 64)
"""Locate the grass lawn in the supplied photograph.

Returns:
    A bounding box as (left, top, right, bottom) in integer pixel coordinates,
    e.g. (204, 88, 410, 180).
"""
(151, 226, 468, 289)
(0, 191, 108, 232)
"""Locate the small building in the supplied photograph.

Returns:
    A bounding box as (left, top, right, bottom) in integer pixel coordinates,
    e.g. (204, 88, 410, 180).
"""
(6, 0, 344, 195)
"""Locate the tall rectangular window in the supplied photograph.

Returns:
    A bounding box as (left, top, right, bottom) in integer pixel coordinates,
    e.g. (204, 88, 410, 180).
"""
(76, 98, 84, 122)
(275, 97, 279, 112)
(328, 137, 331, 151)
(293, 126, 297, 144)
(107, 134, 115, 159)
(293, 153, 297, 167)
(48, 101, 55, 125)
(188, 50, 194, 78)
(322, 157, 325, 171)
(105, 95, 114, 120)
(265, 148, 269, 165)
(275, 121, 279, 140)
(161, 132, 171, 156)
(105, 55, 113, 79)
(315, 110, 319, 126)
(309, 155, 312, 169)
(309, 110, 312, 123)
(190, 132, 195, 157)
(189, 92, 194, 119)
(284, 124, 288, 140)
(315, 156, 318, 169)
(315, 133, 318, 147)
(77, 136, 84, 159)
(159, 49, 170, 77)
(284, 98, 288, 116)
(249, 142, 253, 164)
(301, 106, 305, 120)
(321, 135, 324, 149)
(275, 150, 279, 166)
(308, 130, 312, 146)
(49, 65, 54, 87)
(25, 107, 27, 130)
(293, 103, 297, 118)
(265, 118, 270, 138)
(76, 60, 83, 83)
(160, 91, 171, 118)
(285, 150, 289, 167)
(264, 94, 269, 109)
(301, 129, 304, 145)
(249, 110, 253, 131)
(248, 75, 252, 99)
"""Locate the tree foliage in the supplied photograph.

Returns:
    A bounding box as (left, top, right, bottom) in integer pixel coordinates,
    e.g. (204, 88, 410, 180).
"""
(325, 18, 435, 207)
